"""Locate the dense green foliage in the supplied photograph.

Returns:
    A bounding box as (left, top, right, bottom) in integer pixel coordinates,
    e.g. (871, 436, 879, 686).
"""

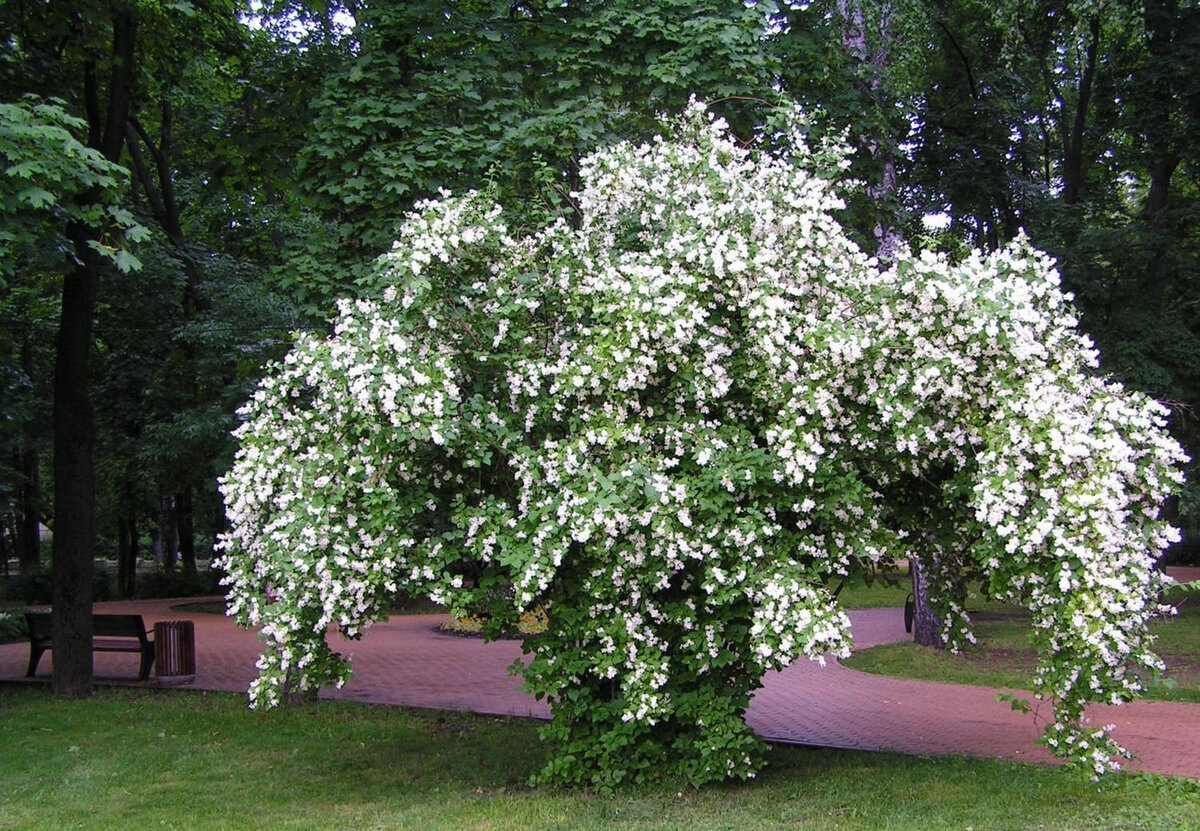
(0, 1, 300, 605)
(0, 97, 144, 551)
(0, 98, 145, 276)
(285, 0, 781, 312)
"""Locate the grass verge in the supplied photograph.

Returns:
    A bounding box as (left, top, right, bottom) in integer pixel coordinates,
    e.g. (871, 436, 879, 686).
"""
(844, 593, 1200, 704)
(1, 688, 1198, 830)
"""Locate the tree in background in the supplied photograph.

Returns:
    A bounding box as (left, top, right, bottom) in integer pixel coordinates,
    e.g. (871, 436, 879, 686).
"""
(92, 6, 304, 594)
(911, 0, 1198, 527)
(284, 0, 782, 314)
(0, 93, 147, 693)
(0, 0, 299, 691)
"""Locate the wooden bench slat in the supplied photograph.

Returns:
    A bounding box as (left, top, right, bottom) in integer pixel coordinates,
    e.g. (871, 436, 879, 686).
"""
(92, 638, 146, 652)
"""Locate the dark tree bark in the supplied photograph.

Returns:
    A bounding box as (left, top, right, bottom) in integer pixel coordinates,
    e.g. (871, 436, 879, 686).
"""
(176, 487, 197, 581)
(52, 223, 102, 696)
(126, 103, 201, 294)
(1139, 0, 1182, 316)
(909, 554, 946, 649)
(1018, 13, 1100, 208)
(127, 91, 208, 548)
(157, 493, 178, 573)
(51, 8, 137, 697)
(17, 444, 42, 573)
(116, 486, 138, 599)
(836, 0, 903, 260)
(1061, 17, 1100, 206)
(0, 514, 9, 579)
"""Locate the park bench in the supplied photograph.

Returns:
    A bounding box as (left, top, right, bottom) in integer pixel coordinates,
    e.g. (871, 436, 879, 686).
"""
(24, 612, 155, 681)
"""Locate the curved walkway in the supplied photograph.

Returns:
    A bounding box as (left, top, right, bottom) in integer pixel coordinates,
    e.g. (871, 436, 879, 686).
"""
(3, 568, 1198, 780)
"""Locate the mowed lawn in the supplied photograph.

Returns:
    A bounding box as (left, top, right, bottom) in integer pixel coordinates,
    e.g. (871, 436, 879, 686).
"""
(1, 688, 1198, 830)
(841, 578, 1200, 703)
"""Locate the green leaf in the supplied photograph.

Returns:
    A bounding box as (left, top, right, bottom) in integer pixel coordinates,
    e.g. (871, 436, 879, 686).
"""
(107, 205, 137, 226)
(124, 223, 152, 244)
(18, 186, 56, 209)
(111, 248, 142, 274)
(996, 693, 1031, 714)
(4, 160, 41, 179)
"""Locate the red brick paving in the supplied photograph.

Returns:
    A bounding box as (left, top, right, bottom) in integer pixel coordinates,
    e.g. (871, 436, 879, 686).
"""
(3, 568, 1198, 780)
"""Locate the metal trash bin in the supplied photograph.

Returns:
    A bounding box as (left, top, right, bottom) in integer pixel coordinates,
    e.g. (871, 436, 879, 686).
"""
(154, 620, 196, 685)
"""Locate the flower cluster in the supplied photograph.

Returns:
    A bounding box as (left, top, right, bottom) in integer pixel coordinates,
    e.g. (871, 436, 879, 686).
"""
(217, 102, 1186, 783)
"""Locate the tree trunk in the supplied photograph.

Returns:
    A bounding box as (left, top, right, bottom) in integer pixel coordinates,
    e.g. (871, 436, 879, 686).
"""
(868, 153, 902, 260)
(836, 0, 903, 260)
(17, 450, 41, 573)
(910, 554, 946, 649)
(176, 487, 197, 581)
(1139, 0, 1181, 316)
(51, 8, 138, 697)
(158, 494, 178, 573)
(117, 495, 138, 599)
(1, 513, 10, 578)
(1140, 157, 1177, 314)
(52, 227, 100, 696)
(1061, 18, 1100, 206)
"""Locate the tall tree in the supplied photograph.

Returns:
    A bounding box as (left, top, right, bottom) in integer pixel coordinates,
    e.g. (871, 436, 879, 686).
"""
(1, 0, 286, 686)
(281, 0, 781, 315)
(905, 0, 1200, 560)
(910, 0, 1033, 249)
(52, 6, 139, 695)
(776, 0, 936, 255)
(0, 89, 145, 692)
(89, 6, 306, 595)
(3, 0, 143, 691)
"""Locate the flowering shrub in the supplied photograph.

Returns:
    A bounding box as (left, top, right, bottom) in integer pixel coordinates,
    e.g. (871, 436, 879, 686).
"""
(217, 103, 1187, 785)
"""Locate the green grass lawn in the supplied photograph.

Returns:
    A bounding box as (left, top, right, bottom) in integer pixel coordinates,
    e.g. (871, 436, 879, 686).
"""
(843, 585, 1200, 703)
(830, 570, 912, 609)
(0, 688, 1197, 830)
(833, 569, 1023, 614)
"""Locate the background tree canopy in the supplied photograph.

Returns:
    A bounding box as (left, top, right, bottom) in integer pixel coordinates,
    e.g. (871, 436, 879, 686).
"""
(0, 0, 1196, 695)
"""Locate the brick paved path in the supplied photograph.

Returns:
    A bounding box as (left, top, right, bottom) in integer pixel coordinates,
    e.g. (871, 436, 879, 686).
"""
(3, 568, 1198, 779)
